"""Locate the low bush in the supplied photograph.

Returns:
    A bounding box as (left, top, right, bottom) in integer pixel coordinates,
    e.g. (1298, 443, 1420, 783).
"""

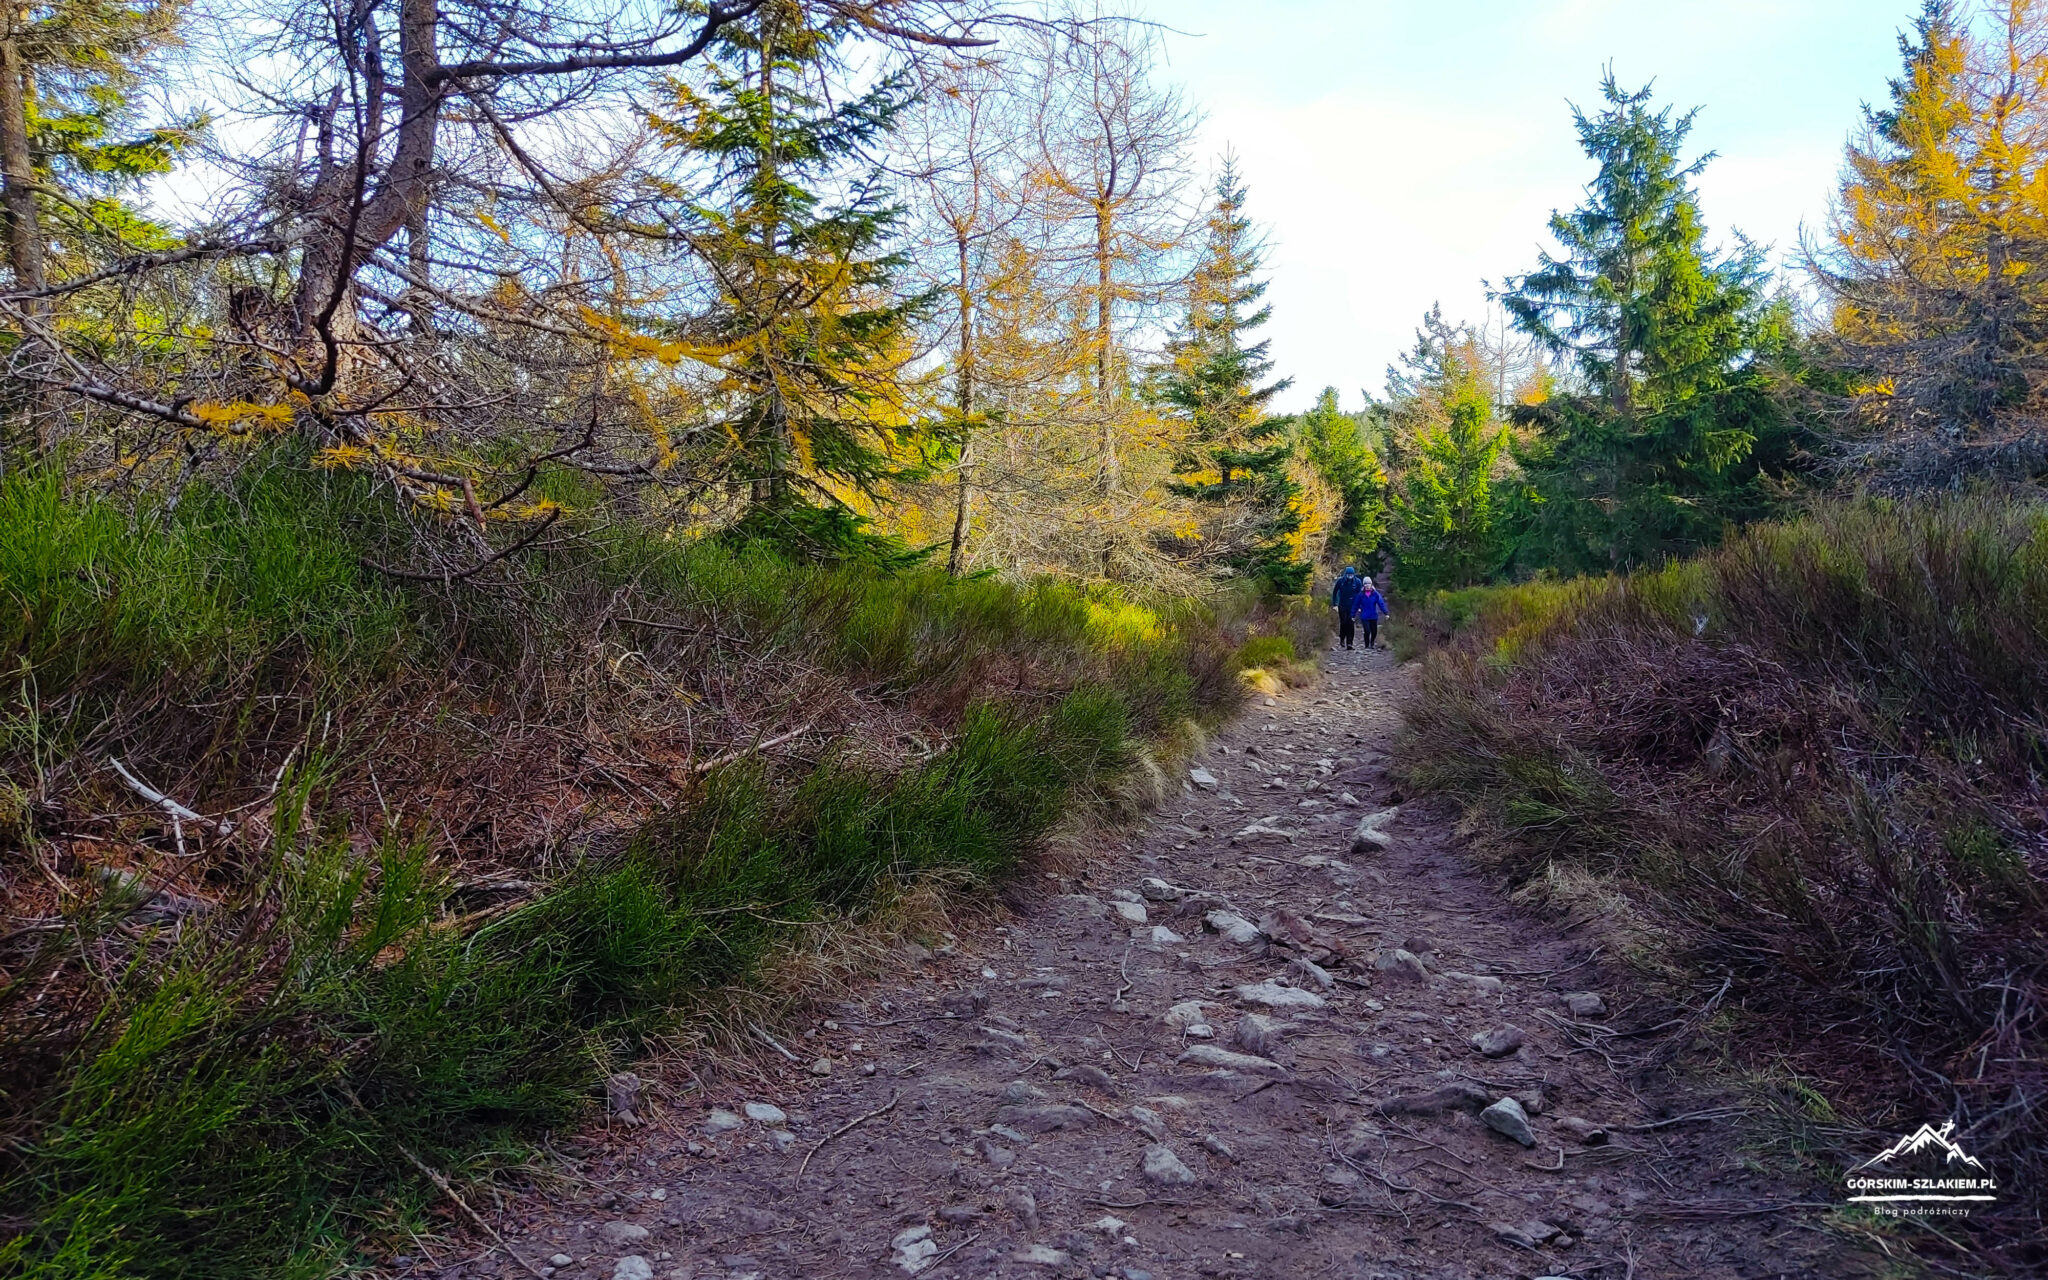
(0, 456, 1261, 1278)
(1235, 634, 1295, 669)
(1401, 493, 2047, 1269)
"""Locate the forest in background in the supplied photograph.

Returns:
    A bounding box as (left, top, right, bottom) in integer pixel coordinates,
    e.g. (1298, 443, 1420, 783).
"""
(3, 0, 2048, 1272)
(2, 0, 2045, 592)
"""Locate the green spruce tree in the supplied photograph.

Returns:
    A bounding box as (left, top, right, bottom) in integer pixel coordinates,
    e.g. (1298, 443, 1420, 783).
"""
(1291, 386, 1388, 567)
(1, 0, 191, 293)
(1500, 73, 1793, 573)
(1384, 310, 1509, 589)
(648, 1, 929, 559)
(1160, 160, 1304, 592)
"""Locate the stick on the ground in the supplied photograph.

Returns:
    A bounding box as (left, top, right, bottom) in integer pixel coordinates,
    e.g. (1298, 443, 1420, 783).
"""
(796, 1089, 901, 1182)
(749, 1021, 801, 1063)
(333, 1080, 549, 1280)
(691, 722, 818, 776)
(929, 1231, 980, 1267)
(392, 1144, 549, 1279)
(1621, 1107, 1745, 1132)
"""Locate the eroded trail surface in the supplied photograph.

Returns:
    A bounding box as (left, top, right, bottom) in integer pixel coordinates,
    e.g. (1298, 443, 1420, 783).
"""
(467, 649, 1874, 1280)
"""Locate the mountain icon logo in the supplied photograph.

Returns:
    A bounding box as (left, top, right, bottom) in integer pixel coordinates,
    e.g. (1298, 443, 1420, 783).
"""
(1852, 1120, 1985, 1172)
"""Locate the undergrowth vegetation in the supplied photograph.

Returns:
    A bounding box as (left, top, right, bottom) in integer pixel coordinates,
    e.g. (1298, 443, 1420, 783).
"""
(0, 457, 1283, 1279)
(1401, 494, 2047, 1268)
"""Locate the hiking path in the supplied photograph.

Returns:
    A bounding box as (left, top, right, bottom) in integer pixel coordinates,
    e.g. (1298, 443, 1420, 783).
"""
(438, 647, 1874, 1280)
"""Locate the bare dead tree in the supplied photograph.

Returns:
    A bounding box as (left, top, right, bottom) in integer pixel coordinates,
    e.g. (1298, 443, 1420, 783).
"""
(1025, 1, 1195, 492)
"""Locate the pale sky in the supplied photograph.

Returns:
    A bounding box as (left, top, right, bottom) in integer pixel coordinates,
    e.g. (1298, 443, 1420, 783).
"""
(1153, 0, 1918, 411)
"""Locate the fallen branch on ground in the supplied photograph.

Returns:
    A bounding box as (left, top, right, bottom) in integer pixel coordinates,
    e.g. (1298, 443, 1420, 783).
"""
(796, 1090, 901, 1183)
(691, 722, 819, 776)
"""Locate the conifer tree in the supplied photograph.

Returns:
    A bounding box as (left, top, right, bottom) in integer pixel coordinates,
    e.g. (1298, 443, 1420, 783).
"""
(1382, 311, 1509, 589)
(1, 0, 192, 459)
(1160, 161, 1305, 591)
(646, 0, 928, 555)
(1292, 386, 1388, 565)
(1814, 0, 2048, 486)
(1, 0, 188, 292)
(1501, 72, 1789, 572)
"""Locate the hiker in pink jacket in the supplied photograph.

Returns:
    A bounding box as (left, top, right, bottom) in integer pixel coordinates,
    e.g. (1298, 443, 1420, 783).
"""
(1350, 577, 1390, 650)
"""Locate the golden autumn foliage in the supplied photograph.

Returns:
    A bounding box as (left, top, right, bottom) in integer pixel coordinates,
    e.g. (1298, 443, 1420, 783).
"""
(1817, 0, 2048, 484)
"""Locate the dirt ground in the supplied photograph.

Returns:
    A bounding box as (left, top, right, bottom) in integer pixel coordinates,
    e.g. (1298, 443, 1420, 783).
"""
(418, 646, 1888, 1280)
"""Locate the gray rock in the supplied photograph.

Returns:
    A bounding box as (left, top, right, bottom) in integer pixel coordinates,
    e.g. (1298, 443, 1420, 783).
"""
(1445, 970, 1504, 994)
(1143, 924, 1185, 945)
(613, 1258, 655, 1280)
(977, 1139, 1016, 1169)
(1203, 910, 1263, 945)
(742, 1101, 786, 1125)
(1481, 1096, 1538, 1147)
(1138, 877, 1182, 902)
(1110, 898, 1149, 926)
(1257, 907, 1313, 943)
(1130, 1105, 1167, 1141)
(704, 1107, 744, 1135)
(1012, 1245, 1069, 1267)
(1349, 807, 1399, 853)
(1006, 1187, 1039, 1228)
(1234, 980, 1327, 1011)
(1556, 1115, 1609, 1145)
(889, 1225, 938, 1274)
(1064, 894, 1111, 919)
(1231, 1013, 1291, 1058)
(1231, 819, 1299, 844)
(769, 1127, 796, 1152)
(596, 1222, 651, 1249)
(1175, 1044, 1286, 1075)
(1140, 1143, 1198, 1186)
(1470, 1026, 1526, 1058)
(994, 1104, 1096, 1134)
(1372, 949, 1429, 981)
(809, 1057, 833, 1077)
(1162, 1000, 1214, 1035)
(940, 987, 990, 1017)
(1188, 767, 1219, 791)
(979, 1025, 1031, 1052)
(1200, 1132, 1234, 1160)
(1288, 956, 1335, 989)
(1562, 991, 1607, 1018)
(1490, 1220, 1563, 1249)
(1001, 1080, 1050, 1105)
(1375, 1081, 1493, 1115)
(1053, 1064, 1114, 1090)
(551, 1255, 574, 1268)
(989, 1124, 1029, 1143)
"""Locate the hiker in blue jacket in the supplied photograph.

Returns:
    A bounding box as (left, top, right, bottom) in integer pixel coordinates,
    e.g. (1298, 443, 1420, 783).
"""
(1351, 576, 1390, 650)
(1330, 566, 1363, 650)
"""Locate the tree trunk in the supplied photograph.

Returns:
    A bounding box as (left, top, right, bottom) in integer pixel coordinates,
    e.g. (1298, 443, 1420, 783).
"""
(753, 19, 788, 506)
(1, 12, 47, 457)
(1095, 200, 1118, 490)
(291, 0, 444, 401)
(947, 231, 974, 574)
(0, 26, 39, 293)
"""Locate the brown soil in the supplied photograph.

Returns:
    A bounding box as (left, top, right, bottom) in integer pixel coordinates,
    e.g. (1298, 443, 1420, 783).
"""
(415, 648, 1887, 1280)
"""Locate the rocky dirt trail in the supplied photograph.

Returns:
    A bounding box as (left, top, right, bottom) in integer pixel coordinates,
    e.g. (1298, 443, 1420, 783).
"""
(434, 647, 1881, 1280)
